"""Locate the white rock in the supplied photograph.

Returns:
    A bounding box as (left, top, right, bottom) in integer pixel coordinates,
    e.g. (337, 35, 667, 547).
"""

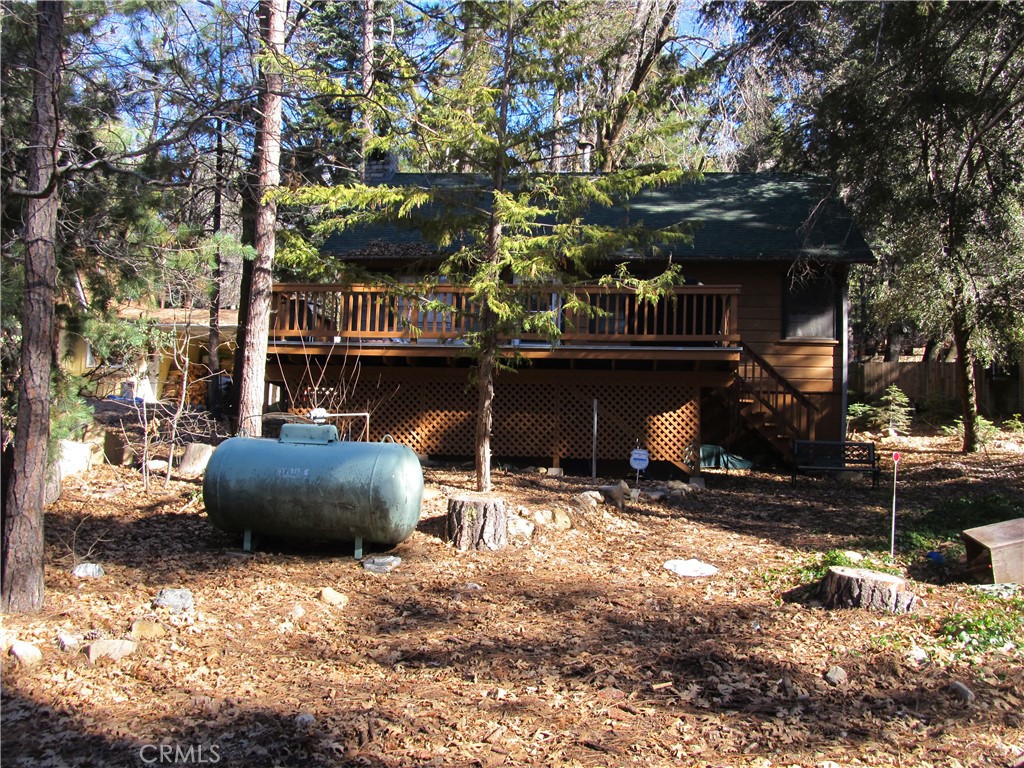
(56, 634, 80, 651)
(362, 555, 401, 574)
(289, 604, 306, 621)
(72, 562, 105, 579)
(294, 712, 316, 728)
(152, 588, 195, 614)
(318, 587, 349, 607)
(664, 559, 718, 577)
(83, 638, 137, 664)
(507, 515, 535, 540)
(842, 550, 865, 563)
(9, 640, 43, 667)
(906, 645, 929, 663)
(531, 509, 555, 526)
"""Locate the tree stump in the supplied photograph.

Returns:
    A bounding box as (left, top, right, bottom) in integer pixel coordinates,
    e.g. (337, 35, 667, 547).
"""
(446, 494, 508, 551)
(818, 566, 918, 614)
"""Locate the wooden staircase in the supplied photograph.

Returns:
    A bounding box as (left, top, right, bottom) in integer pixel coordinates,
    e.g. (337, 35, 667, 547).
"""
(720, 346, 819, 462)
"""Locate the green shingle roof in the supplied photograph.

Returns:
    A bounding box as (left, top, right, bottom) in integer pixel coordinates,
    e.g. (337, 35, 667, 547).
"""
(320, 172, 873, 264)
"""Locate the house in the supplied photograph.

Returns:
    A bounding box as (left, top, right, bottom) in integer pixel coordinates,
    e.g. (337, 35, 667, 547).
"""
(61, 305, 238, 408)
(264, 172, 873, 474)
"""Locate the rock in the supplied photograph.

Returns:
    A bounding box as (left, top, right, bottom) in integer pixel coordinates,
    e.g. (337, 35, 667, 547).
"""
(83, 638, 137, 664)
(318, 587, 349, 607)
(550, 509, 573, 531)
(145, 459, 169, 473)
(824, 665, 848, 687)
(666, 479, 688, 491)
(642, 490, 666, 502)
(130, 619, 167, 641)
(598, 482, 628, 509)
(507, 515, 535, 540)
(688, 476, 706, 489)
(71, 562, 105, 579)
(294, 712, 316, 729)
(362, 555, 401, 574)
(581, 490, 604, 505)
(573, 492, 599, 510)
(289, 604, 306, 621)
(544, 467, 564, 477)
(58, 439, 96, 478)
(9, 640, 43, 667)
(948, 680, 975, 704)
(152, 588, 195, 614)
(906, 645, 929, 664)
(531, 509, 555, 526)
(56, 634, 80, 652)
(664, 559, 718, 577)
(842, 550, 865, 563)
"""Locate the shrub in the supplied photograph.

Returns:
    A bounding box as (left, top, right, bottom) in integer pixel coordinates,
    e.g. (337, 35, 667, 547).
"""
(874, 385, 914, 435)
(941, 414, 1001, 447)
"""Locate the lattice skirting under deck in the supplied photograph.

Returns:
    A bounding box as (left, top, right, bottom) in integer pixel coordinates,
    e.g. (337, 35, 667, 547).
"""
(284, 367, 700, 473)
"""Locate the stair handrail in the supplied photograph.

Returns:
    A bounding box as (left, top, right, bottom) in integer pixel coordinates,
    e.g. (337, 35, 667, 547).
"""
(737, 345, 819, 441)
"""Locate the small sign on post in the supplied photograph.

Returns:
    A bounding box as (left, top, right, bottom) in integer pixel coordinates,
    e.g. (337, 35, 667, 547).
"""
(890, 451, 901, 558)
(630, 448, 649, 487)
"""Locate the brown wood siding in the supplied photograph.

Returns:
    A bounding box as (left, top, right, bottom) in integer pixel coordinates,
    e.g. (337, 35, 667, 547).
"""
(689, 262, 844, 439)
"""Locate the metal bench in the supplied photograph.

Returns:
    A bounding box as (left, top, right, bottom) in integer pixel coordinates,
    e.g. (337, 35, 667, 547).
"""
(792, 440, 881, 487)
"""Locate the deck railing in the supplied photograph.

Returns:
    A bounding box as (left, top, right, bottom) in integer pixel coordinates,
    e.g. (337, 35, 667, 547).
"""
(269, 283, 741, 347)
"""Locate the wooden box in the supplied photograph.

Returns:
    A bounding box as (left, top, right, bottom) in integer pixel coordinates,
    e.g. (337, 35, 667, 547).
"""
(960, 517, 1024, 584)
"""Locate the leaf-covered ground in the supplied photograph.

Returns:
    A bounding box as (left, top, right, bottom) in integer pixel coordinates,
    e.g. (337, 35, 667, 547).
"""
(2, 433, 1023, 767)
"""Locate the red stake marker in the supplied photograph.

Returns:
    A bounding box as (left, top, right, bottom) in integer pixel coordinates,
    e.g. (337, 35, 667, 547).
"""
(890, 452, 901, 557)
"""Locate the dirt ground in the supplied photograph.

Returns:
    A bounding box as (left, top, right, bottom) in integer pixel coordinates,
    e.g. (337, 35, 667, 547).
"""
(2, 431, 1023, 768)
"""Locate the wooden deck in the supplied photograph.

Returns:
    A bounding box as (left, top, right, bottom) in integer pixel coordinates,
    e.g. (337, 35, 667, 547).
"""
(268, 283, 742, 360)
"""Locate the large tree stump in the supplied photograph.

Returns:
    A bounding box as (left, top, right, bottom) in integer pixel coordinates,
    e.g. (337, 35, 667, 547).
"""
(446, 494, 508, 551)
(818, 566, 918, 614)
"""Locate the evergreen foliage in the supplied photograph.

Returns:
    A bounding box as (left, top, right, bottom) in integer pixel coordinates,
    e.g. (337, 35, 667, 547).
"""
(709, 2, 1024, 452)
(280, 1, 697, 490)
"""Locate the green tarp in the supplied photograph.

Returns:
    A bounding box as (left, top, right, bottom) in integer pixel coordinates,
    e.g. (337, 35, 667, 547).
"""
(700, 444, 754, 470)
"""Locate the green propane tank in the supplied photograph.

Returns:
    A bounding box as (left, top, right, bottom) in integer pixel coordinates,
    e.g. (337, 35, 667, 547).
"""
(203, 424, 423, 554)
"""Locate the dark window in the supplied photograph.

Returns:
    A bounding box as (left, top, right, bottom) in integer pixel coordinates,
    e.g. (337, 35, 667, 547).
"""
(783, 274, 837, 340)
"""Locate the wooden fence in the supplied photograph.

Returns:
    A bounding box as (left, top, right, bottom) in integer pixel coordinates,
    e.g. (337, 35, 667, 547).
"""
(850, 361, 960, 405)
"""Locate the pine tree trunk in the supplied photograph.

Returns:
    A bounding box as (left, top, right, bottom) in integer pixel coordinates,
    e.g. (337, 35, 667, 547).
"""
(2, 0, 64, 614)
(475, 327, 496, 493)
(446, 495, 507, 551)
(236, 0, 286, 438)
(818, 566, 918, 614)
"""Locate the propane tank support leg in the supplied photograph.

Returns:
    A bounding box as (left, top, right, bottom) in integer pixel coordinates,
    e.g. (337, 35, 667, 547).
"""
(243, 529, 253, 552)
(354, 537, 363, 560)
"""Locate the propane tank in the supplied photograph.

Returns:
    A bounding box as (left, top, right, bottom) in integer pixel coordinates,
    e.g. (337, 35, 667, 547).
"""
(203, 424, 422, 553)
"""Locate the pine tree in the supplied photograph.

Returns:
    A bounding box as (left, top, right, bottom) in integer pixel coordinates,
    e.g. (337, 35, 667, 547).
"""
(283, 1, 692, 491)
